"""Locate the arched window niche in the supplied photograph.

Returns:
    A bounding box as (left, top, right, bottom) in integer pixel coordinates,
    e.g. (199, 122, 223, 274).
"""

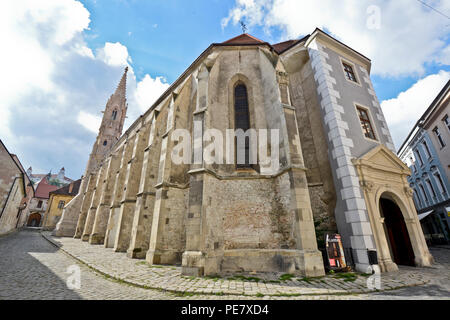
(112, 109, 118, 120)
(228, 75, 256, 170)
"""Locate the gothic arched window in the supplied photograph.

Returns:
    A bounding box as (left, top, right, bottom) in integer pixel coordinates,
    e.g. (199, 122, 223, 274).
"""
(234, 83, 251, 168)
(112, 110, 118, 120)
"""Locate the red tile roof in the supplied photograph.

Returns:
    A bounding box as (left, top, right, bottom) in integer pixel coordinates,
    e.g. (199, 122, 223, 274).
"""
(34, 177, 59, 199)
(272, 40, 299, 53)
(222, 33, 265, 45)
(50, 179, 81, 197)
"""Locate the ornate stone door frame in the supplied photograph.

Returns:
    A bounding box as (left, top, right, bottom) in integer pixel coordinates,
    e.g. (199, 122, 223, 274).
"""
(353, 145, 433, 272)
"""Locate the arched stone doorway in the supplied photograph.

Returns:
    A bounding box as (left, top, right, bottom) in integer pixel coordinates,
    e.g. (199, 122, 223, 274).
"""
(353, 145, 434, 272)
(27, 213, 41, 227)
(379, 196, 415, 266)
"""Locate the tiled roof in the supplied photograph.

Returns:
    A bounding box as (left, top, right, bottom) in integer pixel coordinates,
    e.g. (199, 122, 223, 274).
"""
(222, 33, 265, 45)
(34, 177, 60, 199)
(272, 40, 299, 53)
(50, 179, 81, 197)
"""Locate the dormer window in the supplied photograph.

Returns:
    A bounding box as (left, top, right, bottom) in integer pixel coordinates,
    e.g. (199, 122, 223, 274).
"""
(112, 110, 118, 120)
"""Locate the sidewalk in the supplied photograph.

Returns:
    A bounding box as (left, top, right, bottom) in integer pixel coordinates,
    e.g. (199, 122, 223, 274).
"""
(41, 232, 430, 297)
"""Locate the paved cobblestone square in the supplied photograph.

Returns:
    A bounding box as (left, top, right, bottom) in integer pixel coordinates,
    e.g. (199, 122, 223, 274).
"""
(0, 229, 449, 300)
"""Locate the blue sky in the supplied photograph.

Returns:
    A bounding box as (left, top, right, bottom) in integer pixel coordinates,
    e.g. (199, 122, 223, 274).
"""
(81, 0, 449, 101)
(0, 0, 449, 179)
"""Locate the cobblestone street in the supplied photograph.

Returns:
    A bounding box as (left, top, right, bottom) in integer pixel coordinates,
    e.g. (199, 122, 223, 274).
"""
(0, 229, 449, 300)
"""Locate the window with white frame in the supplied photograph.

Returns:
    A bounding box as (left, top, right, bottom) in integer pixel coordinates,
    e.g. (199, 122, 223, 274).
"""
(433, 171, 447, 195)
(356, 105, 377, 140)
(422, 140, 432, 159)
(419, 184, 429, 203)
(342, 62, 358, 83)
(443, 115, 450, 132)
(415, 148, 424, 166)
(425, 179, 437, 199)
(433, 126, 446, 148)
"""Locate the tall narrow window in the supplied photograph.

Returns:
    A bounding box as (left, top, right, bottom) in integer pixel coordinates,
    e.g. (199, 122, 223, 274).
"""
(419, 184, 429, 202)
(434, 172, 447, 195)
(443, 115, 450, 132)
(433, 126, 446, 148)
(37, 200, 42, 208)
(415, 149, 424, 166)
(422, 140, 432, 159)
(356, 106, 376, 140)
(413, 189, 422, 207)
(234, 84, 251, 168)
(426, 179, 437, 198)
(112, 110, 118, 120)
(342, 62, 357, 83)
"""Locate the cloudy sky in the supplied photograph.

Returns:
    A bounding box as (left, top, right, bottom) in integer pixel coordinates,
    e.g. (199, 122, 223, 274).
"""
(0, 0, 449, 179)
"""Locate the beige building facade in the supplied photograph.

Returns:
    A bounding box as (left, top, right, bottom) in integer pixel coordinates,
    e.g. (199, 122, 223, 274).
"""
(0, 140, 33, 235)
(54, 29, 433, 276)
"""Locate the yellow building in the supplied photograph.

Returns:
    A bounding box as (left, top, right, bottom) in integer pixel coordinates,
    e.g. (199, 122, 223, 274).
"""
(42, 179, 81, 231)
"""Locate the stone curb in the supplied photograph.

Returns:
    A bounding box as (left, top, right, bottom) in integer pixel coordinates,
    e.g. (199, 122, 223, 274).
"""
(40, 232, 429, 297)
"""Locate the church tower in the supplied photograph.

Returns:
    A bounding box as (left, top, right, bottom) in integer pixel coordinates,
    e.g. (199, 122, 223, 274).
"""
(85, 67, 128, 174)
(53, 67, 129, 237)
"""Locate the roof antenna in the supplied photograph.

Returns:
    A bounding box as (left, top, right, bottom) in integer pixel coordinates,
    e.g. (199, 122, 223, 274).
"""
(239, 20, 247, 34)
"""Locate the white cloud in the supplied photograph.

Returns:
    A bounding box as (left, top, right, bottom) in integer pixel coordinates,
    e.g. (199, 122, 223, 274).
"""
(0, 0, 170, 178)
(381, 70, 450, 148)
(135, 75, 170, 112)
(222, 0, 450, 77)
(97, 42, 132, 66)
(77, 111, 102, 134)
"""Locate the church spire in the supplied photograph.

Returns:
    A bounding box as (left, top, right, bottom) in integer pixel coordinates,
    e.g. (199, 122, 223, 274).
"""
(113, 66, 128, 99)
(84, 67, 129, 175)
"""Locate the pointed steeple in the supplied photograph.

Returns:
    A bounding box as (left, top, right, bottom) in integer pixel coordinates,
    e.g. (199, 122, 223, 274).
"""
(84, 66, 129, 174)
(113, 66, 128, 99)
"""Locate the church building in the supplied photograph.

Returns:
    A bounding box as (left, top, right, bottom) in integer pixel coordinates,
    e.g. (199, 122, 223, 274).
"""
(54, 29, 433, 276)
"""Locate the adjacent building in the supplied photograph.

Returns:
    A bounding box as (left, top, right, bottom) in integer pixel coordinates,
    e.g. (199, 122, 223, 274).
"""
(22, 168, 74, 227)
(55, 29, 432, 276)
(398, 80, 450, 245)
(27, 167, 72, 188)
(0, 140, 34, 235)
(42, 179, 81, 231)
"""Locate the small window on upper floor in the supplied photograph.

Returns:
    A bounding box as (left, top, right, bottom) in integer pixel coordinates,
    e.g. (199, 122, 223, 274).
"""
(422, 140, 432, 159)
(433, 126, 446, 148)
(37, 200, 42, 208)
(58, 200, 65, 209)
(342, 62, 358, 83)
(112, 110, 118, 120)
(103, 140, 107, 146)
(415, 148, 424, 166)
(443, 115, 450, 132)
(356, 106, 377, 140)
